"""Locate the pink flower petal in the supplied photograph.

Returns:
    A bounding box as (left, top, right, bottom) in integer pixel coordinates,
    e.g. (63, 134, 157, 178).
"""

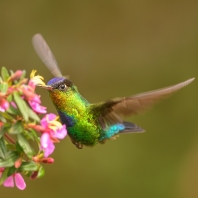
(53, 125, 67, 139)
(0, 106, 5, 112)
(41, 113, 56, 127)
(11, 101, 17, 108)
(40, 133, 55, 157)
(0, 98, 9, 112)
(15, 173, 26, 190)
(3, 176, 14, 187)
(9, 70, 23, 81)
(28, 80, 36, 90)
(29, 101, 47, 114)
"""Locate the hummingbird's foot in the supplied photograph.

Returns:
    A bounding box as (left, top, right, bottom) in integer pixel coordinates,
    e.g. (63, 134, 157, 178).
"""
(70, 138, 83, 149)
(72, 140, 83, 149)
(75, 142, 83, 149)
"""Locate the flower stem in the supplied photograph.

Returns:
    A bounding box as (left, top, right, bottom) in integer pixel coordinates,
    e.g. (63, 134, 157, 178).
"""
(4, 133, 15, 144)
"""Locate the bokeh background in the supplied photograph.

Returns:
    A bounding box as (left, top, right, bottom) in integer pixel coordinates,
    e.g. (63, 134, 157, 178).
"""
(0, 1, 198, 198)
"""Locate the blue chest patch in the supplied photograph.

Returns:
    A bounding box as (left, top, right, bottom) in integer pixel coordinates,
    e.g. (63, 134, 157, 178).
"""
(100, 124, 125, 141)
(58, 111, 75, 127)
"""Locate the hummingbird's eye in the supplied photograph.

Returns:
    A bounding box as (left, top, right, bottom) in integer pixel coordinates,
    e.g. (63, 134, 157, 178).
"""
(58, 84, 67, 91)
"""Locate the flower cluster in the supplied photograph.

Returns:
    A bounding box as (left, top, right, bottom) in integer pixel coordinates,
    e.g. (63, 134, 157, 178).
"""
(0, 67, 67, 190)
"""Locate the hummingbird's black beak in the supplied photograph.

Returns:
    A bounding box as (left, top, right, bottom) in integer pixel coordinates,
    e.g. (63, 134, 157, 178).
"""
(37, 85, 53, 91)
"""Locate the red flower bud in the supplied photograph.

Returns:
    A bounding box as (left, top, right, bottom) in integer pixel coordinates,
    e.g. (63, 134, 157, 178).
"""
(41, 157, 54, 164)
(30, 171, 38, 180)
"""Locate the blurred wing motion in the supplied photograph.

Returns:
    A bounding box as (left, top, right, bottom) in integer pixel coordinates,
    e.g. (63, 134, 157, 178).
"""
(32, 33, 62, 77)
(90, 78, 195, 129)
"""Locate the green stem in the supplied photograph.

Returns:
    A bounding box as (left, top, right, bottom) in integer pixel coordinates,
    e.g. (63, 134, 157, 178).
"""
(4, 133, 15, 144)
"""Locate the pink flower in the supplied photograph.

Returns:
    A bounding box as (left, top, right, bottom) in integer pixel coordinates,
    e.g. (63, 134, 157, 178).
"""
(40, 133, 55, 157)
(41, 113, 67, 139)
(39, 113, 67, 157)
(0, 171, 26, 190)
(51, 124, 67, 139)
(22, 88, 40, 103)
(21, 83, 47, 114)
(0, 98, 9, 112)
(28, 79, 36, 91)
(29, 100, 47, 114)
(41, 113, 56, 127)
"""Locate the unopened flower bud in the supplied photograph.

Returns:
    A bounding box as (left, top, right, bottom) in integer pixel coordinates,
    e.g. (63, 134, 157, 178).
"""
(15, 158, 22, 168)
(0, 98, 9, 112)
(9, 70, 23, 81)
(41, 157, 54, 164)
(30, 171, 38, 180)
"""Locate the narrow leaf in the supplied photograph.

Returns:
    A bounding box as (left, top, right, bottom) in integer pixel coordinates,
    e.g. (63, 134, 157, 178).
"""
(27, 108, 40, 122)
(17, 134, 34, 158)
(0, 151, 19, 167)
(23, 129, 36, 141)
(0, 127, 6, 139)
(13, 92, 29, 121)
(0, 112, 14, 121)
(7, 166, 17, 177)
(0, 114, 7, 123)
(20, 70, 26, 80)
(1, 67, 10, 81)
(6, 105, 19, 115)
(15, 141, 23, 153)
(9, 121, 24, 134)
(0, 137, 7, 159)
(0, 82, 8, 94)
(37, 165, 45, 178)
(0, 168, 9, 185)
(19, 161, 38, 171)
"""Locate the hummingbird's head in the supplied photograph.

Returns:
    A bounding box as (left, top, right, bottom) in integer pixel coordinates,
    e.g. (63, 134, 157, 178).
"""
(39, 77, 73, 92)
(39, 77, 76, 110)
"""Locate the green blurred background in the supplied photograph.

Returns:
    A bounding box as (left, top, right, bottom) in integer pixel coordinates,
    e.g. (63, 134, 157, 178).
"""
(0, 0, 198, 197)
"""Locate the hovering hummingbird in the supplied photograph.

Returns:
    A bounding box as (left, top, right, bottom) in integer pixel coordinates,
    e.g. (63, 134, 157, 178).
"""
(32, 34, 194, 149)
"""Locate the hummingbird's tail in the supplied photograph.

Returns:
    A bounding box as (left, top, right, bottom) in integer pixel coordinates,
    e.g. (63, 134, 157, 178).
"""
(119, 121, 145, 134)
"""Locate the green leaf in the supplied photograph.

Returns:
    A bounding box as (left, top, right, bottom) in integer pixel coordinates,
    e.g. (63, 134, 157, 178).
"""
(20, 70, 26, 80)
(19, 161, 38, 171)
(0, 111, 14, 121)
(13, 92, 29, 121)
(0, 114, 7, 123)
(17, 134, 34, 158)
(6, 104, 20, 115)
(0, 123, 12, 139)
(1, 67, 10, 81)
(0, 127, 6, 139)
(0, 82, 8, 94)
(6, 144, 15, 151)
(0, 137, 7, 159)
(6, 94, 12, 102)
(15, 141, 23, 153)
(27, 128, 39, 141)
(23, 129, 37, 141)
(0, 151, 19, 167)
(9, 121, 24, 134)
(7, 166, 17, 177)
(0, 168, 9, 185)
(27, 108, 40, 122)
(37, 165, 45, 178)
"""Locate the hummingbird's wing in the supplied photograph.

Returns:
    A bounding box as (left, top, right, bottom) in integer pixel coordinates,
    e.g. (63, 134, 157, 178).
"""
(32, 33, 62, 77)
(90, 78, 194, 129)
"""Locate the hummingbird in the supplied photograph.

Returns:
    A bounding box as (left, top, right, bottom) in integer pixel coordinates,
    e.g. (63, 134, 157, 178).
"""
(32, 34, 194, 149)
